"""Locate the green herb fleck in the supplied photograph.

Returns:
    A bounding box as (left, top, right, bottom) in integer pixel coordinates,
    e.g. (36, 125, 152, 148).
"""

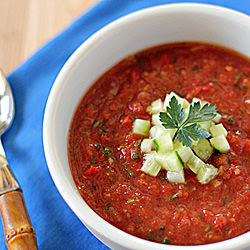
(147, 235, 155, 241)
(101, 126, 106, 133)
(205, 225, 213, 232)
(146, 101, 151, 105)
(163, 238, 170, 244)
(102, 147, 111, 157)
(180, 81, 184, 86)
(160, 225, 165, 230)
(95, 144, 103, 150)
(247, 188, 250, 191)
(226, 227, 230, 231)
(170, 193, 179, 199)
(112, 130, 116, 134)
(212, 78, 218, 82)
(100, 100, 105, 104)
(127, 198, 135, 203)
(176, 67, 182, 74)
(90, 160, 96, 164)
(228, 119, 234, 126)
(109, 87, 119, 95)
(123, 163, 134, 177)
(133, 152, 142, 160)
(234, 72, 243, 84)
(93, 120, 101, 128)
(104, 205, 110, 210)
(159, 96, 217, 147)
(85, 113, 89, 117)
(93, 185, 97, 190)
(192, 65, 199, 71)
(173, 57, 177, 63)
(242, 84, 248, 90)
(159, 176, 169, 182)
(223, 197, 228, 205)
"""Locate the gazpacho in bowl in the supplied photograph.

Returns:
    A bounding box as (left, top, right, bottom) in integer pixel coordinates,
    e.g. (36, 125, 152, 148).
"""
(68, 42, 250, 245)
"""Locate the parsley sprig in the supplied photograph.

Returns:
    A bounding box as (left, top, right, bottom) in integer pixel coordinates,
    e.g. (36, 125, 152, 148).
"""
(160, 96, 217, 147)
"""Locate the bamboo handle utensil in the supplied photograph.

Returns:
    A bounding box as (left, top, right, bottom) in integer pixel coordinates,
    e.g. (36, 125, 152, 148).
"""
(0, 70, 38, 249)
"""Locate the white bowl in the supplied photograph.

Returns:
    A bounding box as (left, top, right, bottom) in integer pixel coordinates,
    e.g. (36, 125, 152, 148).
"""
(43, 3, 250, 250)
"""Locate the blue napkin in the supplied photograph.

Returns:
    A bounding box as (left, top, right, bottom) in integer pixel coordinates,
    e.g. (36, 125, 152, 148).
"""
(1, 0, 250, 249)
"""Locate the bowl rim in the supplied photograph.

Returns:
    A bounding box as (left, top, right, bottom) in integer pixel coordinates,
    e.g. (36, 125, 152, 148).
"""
(43, 3, 250, 250)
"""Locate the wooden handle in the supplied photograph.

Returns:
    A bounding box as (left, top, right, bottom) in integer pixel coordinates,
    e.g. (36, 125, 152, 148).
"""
(0, 190, 38, 250)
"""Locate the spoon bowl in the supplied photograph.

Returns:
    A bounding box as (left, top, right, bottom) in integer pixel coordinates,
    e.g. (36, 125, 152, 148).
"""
(0, 70, 15, 136)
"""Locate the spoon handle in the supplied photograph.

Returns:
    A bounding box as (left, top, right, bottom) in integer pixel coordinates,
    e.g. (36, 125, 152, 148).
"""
(0, 190, 38, 250)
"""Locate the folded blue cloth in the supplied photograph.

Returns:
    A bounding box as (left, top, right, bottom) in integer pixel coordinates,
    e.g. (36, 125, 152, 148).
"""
(1, 0, 250, 249)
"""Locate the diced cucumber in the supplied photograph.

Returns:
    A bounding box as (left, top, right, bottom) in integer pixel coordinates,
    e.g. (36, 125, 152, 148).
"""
(141, 154, 161, 177)
(141, 139, 153, 153)
(152, 113, 163, 127)
(155, 151, 184, 172)
(149, 126, 166, 138)
(197, 120, 212, 131)
(146, 98, 164, 114)
(186, 154, 205, 174)
(174, 140, 194, 163)
(164, 92, 189, 110)
(209, 123, 228, 137)
(167, 169, 185, 183)
(154, 133, 173, 155)
(166, 128, 177, 139)
(150, 125, 176, 139)
(192, 139, 214, 161)
(210, 135, 230, 153)
(212, 113, 222, 123)
(133, 119, 150, 136)
(197, 164, 218, 184)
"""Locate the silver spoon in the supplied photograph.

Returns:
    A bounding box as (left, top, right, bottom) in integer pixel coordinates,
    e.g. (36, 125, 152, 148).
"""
(0, 70, 38, 250)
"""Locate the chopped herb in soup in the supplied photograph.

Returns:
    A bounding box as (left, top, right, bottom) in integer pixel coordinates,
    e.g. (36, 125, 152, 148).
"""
(68, 42, 250, 245)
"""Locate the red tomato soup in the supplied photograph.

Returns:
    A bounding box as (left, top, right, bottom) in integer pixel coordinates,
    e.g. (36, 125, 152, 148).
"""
(68, 42, 250, 245)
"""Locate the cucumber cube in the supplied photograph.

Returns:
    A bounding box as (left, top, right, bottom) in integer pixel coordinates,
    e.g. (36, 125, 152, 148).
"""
(212, 113, 222, 123)
(198, 120, 212, 131)
(210, 135, 230, 153)
(155, 151, 184, 172)
(154, 133, 173, 155)
(150, 98, 164, 114)
(210, 123, 228, 137)
(186, 154, 205, 174)
(141, 139, 153, 153)
(150, 126, 176, 139)
(174, 140, 194, 163)
(150, 126, 166, 138)
(167, 169, 185, 183)
(192, 139, 214, 161)
(197, 164, 218, 184)
(152, 113, 162, 126)
(141, 155, 161, 177)
(133, 119, 150, 136)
